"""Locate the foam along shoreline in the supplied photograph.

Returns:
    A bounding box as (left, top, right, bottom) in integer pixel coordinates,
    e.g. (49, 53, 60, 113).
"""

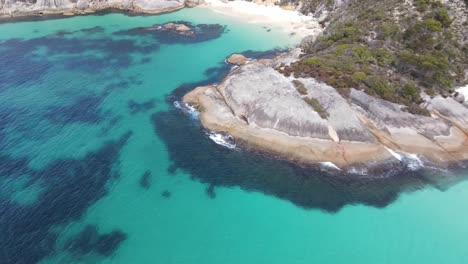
(199, 0, 322, 38)
(457, 85, 468, 102)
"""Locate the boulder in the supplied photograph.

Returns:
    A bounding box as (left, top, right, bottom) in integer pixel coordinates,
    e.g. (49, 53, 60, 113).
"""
(174, 24, 191, 31)
(227, 54, 248, 65)
(454, 92, 465, 103)
(164, 22, 174, 29)
(185, 0, 204, 8)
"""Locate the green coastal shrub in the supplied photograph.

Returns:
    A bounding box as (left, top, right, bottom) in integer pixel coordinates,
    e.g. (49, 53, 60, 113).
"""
(277, 0, 465, 116)
(292, 80, 308, 95)
(303, 97, 329, 119)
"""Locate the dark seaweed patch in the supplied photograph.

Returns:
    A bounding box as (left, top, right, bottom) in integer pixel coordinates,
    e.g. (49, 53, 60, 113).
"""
(95, 230, 127, 256)
(152, 58, 467, 213)
(79, 26, 105, 34)
(139, 170, 152, 189)
(0, 132, 131, 264)
(128, 99, 157, 114)
(64, 225, 100, 254)
(44, 95, 105, 124)
(161, 190, 171, 198)
(205, 184, 216, 199)
(113, 21, 225, 44)
(0, 34, 158, 90)
(140, 57, 152, 64)
(63, 224, 127, 257)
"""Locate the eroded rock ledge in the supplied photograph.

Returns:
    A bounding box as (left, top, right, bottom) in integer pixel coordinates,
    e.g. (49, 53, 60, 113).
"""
(183, 49, 468, 173)
(0, 0, 203, 19)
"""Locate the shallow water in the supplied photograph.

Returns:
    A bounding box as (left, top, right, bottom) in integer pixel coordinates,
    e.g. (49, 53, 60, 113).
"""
(1, 8, 468, 264)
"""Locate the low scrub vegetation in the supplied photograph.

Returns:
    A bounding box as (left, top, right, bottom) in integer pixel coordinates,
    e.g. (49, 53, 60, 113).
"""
(277, 0, 466, 116)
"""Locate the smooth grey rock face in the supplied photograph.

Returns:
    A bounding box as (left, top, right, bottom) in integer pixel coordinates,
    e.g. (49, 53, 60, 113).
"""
(428, 96, 468, 131)
(349, 89, 452, 138)
(299, 79, 376, 142)
(0, 0, 186, 14)
(219, 62, 331, 140)
(217, 57, 377, 143)
(454, 92, 466, 103)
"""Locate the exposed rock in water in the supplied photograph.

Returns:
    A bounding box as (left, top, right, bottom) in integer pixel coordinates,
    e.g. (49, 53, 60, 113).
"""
(113, 21, 226, 44)
(226, 54, 248, 65)
(183, 49, 468, 173)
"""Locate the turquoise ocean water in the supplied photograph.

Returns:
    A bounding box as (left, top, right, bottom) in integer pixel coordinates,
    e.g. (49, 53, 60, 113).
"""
(1, 8, 468, 264)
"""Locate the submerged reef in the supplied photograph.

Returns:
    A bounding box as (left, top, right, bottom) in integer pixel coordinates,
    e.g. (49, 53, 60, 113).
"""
(0, 133, 131, 264)
(114, 21, 226, 44)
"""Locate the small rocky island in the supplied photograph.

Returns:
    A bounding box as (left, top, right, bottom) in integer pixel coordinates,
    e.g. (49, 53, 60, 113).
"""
(114, 21, 225, 43)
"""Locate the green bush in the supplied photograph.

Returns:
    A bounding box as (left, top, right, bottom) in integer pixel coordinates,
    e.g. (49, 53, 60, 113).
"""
(292, 80, 308, 95)
(352, 71, 367, 82)
(303, 97, 329, 119)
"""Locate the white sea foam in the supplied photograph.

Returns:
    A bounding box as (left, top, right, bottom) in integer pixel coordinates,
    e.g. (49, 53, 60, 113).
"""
(384, 147, 424, 170)
(385, 147, 403, 161)
(173, 101, 199, 119)
(456, 85, 468, 102)
(319, 162, 342, 171)
(402, 153, 424, 171)
(208, 132, 237, 149)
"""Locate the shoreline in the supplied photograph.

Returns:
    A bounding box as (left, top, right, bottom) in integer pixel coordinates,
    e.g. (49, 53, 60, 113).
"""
(182, 51, 468, 174)
(199, 0, 321, 39)
(0, 0, 322, 41)
(0, 6, 185, 24)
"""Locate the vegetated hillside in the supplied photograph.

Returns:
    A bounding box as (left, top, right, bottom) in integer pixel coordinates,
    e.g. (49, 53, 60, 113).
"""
(277, 0, 468, 115)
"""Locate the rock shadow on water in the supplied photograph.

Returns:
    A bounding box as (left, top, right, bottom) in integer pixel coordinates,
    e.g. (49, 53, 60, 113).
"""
(152, 56, 468, 213)
(0, 132, 131, 264)
(113, 21, 226, 44)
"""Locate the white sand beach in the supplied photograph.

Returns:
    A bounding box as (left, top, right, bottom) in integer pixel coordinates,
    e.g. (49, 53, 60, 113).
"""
(200, 0, 322, 38)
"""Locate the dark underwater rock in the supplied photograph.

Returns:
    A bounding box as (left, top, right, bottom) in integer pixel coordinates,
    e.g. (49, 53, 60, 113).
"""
(114, 21, 225, 44)
(139, 170, 152, 189)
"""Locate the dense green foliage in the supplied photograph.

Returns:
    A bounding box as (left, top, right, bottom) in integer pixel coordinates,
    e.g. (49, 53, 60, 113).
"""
(277, 0, 467, 115)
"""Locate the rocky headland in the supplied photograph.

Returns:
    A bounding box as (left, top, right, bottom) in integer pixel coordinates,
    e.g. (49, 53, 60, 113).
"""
(183, 49, 468, 173)
(0, 0, 203, 19)
(180, 0, 468, 174)
(2, 0, 467, 174)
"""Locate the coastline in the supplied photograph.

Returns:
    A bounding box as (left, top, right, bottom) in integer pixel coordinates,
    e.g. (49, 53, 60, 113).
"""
(199, 0, 321, 38)
(183, 51, 468, 174)
(2, 0, 466, 174)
